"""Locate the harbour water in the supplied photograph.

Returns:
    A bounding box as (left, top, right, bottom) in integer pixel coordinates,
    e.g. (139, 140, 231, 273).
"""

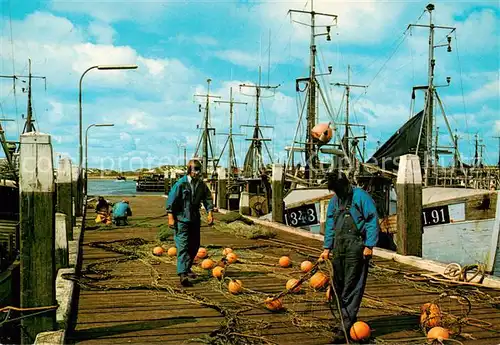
(88, 179, 164, 196)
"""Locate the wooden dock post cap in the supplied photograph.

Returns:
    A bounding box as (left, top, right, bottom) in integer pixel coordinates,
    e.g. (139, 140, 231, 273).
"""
(19, 132, 54, 192)
(217, 167, 226, 180)
(396, 154, 422, 184)
(272, 164, 283, 181)
(57, 158, 72, 183)
(72, 165, 79, 180)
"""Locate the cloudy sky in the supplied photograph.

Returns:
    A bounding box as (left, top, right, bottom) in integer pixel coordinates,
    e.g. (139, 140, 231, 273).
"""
(0, 0, 498, 171)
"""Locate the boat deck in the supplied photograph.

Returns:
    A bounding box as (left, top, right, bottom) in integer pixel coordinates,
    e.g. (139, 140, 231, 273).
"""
(68, 196, 500, 345)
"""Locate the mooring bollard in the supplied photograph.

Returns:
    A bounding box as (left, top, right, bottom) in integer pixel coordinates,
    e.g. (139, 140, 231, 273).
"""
(19, 132, 56, 344)
(55, 213, 68, 270)
(71, 165, 79, 226)
(57, 158, 73, 241)
(272, 164, 284, 223)
(217, 167, 227, 210)
(396, 154, 423, 257)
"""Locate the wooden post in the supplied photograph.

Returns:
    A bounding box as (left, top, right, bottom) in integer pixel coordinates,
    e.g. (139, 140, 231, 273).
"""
(71, 165, 79, 226)
(57, 158, 73, 241)
(164, 170, 169, 194)
(216, 167, 227, 209)
(272, 164, 284, 223)
(239, 192, 250, 215)
(396, 154, 423, 257)
(19, 132, 56, 344)
(74, 166, 82, 217)
(55, 213, 68, 270)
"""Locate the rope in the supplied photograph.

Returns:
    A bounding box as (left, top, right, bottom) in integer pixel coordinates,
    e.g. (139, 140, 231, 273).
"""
(0, 305, 59, 326)
(442, 263, 486, 283)
(0, 305, 58, 313)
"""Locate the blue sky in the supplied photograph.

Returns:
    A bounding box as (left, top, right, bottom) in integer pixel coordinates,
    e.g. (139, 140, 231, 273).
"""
(0, 0, 498, 171)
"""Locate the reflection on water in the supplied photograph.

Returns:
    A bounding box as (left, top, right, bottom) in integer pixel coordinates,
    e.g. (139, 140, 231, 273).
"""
(88, 179, 164, 196)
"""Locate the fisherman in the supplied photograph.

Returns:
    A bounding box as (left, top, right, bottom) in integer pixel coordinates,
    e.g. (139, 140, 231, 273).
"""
(95, 196, 109, 213)
(112, 199, 132, 226)
(320, 170, 379, 343)
(95, 196, 112, 225)
(166, 159, 214, 287)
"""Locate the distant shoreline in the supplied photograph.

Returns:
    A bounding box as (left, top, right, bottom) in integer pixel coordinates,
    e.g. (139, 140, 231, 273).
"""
(88, 176, 138, 180)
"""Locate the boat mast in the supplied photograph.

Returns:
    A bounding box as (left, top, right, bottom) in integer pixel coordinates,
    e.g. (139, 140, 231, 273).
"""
(214, 87, 247, 178)
(289, 0, 336, 182)
(240, 67, 279, 178)
(332, 65, 366, 166)
(194, 78, 221, 177)
(0, 59, 46, 180)
(409, 3, 455, 186)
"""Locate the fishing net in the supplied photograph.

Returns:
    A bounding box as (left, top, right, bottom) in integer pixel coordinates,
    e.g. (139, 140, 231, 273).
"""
(68, 214, 500, 345)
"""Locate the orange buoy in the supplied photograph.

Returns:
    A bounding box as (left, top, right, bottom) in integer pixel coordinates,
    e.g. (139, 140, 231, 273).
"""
(153, 247, 164, 256)
(279, 256, 292, 268)
(427, 327, 449, 341)
(167, 247, 177, 256)
(286, 279, 301, 293)
(222, 248, 233, 256)
(300, 260, 313, 272)
(212, 266, 224, 279)
(310, 272, 329, 289)
(197, 247, 208, 259)
(350, 321, 371, 341)
(226, 252, 238, 264)
(420, 303, 442, 328)
(228, 279, 243, 294)
(311, 123, 333, 144)
(264, 297, 283, 311)
(201, 259, 215, 270)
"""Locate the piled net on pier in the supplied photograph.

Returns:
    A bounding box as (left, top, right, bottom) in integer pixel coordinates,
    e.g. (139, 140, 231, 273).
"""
(68, 211, 500, 345)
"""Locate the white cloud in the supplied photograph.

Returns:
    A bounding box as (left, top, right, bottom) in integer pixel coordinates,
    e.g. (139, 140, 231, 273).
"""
(50, 0, 168, 23)
(88, 21, 116, 45)
(445, 80, 499, 105)
(214, 50, 262, 69)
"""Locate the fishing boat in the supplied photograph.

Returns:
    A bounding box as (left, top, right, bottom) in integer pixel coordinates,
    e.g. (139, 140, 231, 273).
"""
(265, 2, 500, 276)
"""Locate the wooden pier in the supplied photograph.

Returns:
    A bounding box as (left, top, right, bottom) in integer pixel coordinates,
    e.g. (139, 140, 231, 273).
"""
(68, 195, 500, 345)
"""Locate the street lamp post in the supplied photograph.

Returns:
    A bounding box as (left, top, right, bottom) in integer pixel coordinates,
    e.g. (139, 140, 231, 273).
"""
(85, 123, 114, 194)
(78, 64, 137, 208)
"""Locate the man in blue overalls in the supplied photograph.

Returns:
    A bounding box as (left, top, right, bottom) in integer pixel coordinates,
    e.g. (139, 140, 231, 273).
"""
(112, 199, 132, 226)
(166, 159, 214, 287)
(320, 170, 379, 343)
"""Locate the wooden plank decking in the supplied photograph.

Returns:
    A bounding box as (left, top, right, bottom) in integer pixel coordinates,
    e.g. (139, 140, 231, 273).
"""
(68, 196, 500, 345)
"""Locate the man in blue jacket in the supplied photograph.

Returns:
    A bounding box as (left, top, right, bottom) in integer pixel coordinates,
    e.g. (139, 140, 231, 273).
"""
(112, 199, 132, 226)
(320, 170, 379, 343)
(166, 159, 214, 287)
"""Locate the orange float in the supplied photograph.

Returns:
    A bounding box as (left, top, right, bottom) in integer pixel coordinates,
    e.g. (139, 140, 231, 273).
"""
(309, 272, 329, 289)
(226, 252, 238, 264)
(153, 247, 164, 256)
(228, 279, 243, 294)
(300, 260, 313, 272)
(286, 279, 301, 293)
(427, 327, 449, 341)
(264, 297, 283, 311)
(201, 259, 215, 270)
(212, 266, 224, 279)
(279, 256, 292, 268)
(197, 247, 208, 259)
(350, 321, 371, 341)
(222, 248, 233, 256)
(167, 247, 177, 256)
(420, 303, 442, 328)
(311, 123, 333, 144)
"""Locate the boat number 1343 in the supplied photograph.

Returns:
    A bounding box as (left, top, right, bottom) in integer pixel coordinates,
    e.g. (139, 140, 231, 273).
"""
(285, 205, 318, 227)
